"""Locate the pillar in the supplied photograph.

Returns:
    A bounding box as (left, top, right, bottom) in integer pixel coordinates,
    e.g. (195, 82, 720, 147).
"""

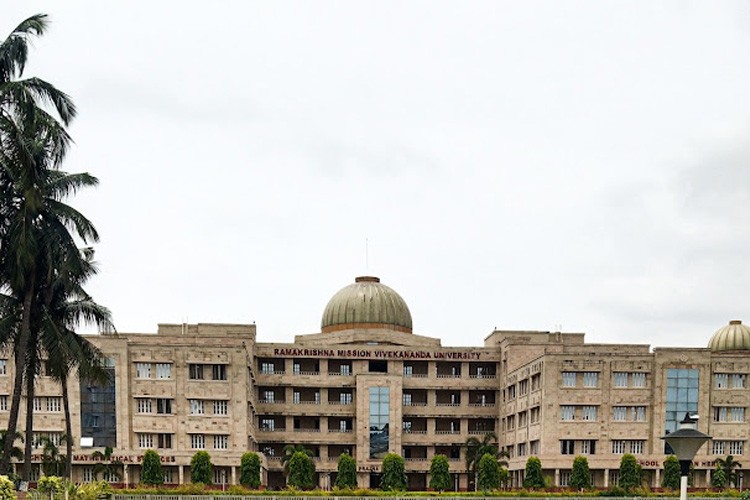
(231, 466, 236, 485)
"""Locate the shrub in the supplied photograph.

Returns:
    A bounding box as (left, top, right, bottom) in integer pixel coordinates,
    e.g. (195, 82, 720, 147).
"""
(240, 452, 261, 489)
(335, 453, 357, 489)
(477, 453, 500, 492)
(141, 450, 164, 486)
(662, 455, 680, 489)
(72, 481, 111, 500)
(287, 451, 315, 490)
(523, 456, 545, 489)
(428, 455, 451, 492)
(618, 453, 641, 492)
(569, 456, 591, 490)
(190, 451, 213, 484)
(380, 453, 407, 491)
(0, 477, 15, 500)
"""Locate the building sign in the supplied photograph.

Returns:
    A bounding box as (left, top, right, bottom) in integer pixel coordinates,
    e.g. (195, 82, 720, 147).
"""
(638, 459, 715, 468)
(272, 348, 484, 360)
(358, 465, 381, 472)
(62, 454, 177, 464)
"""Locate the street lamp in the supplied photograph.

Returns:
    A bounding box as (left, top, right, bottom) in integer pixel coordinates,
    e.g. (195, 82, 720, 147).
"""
(662, 413, 711, 500)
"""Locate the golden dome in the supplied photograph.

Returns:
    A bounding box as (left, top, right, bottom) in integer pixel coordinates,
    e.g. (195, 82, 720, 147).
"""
(321, 276, 413, 333)
(708, 320, 750, 352)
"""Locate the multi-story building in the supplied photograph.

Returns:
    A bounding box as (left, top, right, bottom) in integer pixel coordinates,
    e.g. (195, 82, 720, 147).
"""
(3, 276, 749, 489)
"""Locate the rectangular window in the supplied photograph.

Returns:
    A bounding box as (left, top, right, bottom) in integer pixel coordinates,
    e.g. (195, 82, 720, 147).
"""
(189, 364, 204, 380)
(530, 407, 540, 423)
(156, 398, 172, 414)
(340, 392, 352, 404)
(136, 398, 152, 413)
(189, 399, 204, 415)
(562, 372, 576, 387)
(580, 440, 596, 455)
(632, 406, 646, 422)
(212, 364, 227, 381)
(46, 397, 61, 412)
(403, 365, 413, 376)
(559, 471, 571, 487)
(629, 440, 644, 454)
(519, 379, 529, 395)
(213, 400, 228, 416)
(156, 363, 172, 379)
(369, 387, 390, 459)
(0, 396, 7, 411)
(163, 469, 174, 483)
(402, 393, 412, 406)
(340, 364, 350, 376)
(530, 440, 540, 455)
(582, 406, 598, 421)
(157, 433, 173, 449)
(733, 374, 747, 389)
(518, 442, 527, 456)
(731, 407, 745, 422)
(263, 390, 274, 403)
(715, 373, 729, 389)
(713, 441, 726, 455)
(293, 391, 300, 404)
(729, 441, 744, 455)
(561, 405, 575, 421)
(560, 440, 575, 455)
(582, 372, 599, 387)
(213, 435, 228, 450)
(137, 433, 153, 449)
(531, 373, 541, 391)
(714, 407, 729, 422)
(665, 368, 699, 443)
(0, 360, 6, 376)
(519, 411, 528, 427)
(33, 397, 42, 412)
(136, 363, 151, 379)
(631, 372, 646, 387)
(340, 420, 349, 432)
(613, 407, 627, 421)
(82, 467, 95, 482)
(261, 362, 274, 374)
(261, 418, 275, 431)
(612, 440, 626, 454)
(613, 372, 628, 387)
(190, 434, 205, 449)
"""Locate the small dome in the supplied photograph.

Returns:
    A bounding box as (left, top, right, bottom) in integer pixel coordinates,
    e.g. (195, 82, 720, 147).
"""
(321, 276, 413, 333)
(708, 320, 750, 352)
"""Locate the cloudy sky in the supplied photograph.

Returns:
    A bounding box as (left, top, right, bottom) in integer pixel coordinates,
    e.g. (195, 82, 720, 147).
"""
(5, 1, 749, 348)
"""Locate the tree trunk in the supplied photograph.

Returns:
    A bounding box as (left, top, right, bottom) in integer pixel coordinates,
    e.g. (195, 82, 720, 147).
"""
(61, 372, 72, 480)
(23, 345, 36, 481)
(1, 281, 34, 474)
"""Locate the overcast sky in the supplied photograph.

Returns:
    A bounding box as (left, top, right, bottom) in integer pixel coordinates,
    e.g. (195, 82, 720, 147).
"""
(5, 1, 750, 348)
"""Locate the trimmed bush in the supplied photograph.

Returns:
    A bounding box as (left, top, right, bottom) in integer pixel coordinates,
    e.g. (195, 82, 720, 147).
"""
(428, 455, 451, 492)
(380, 453, 407, 491)
(477, 453, 500, 492)
(662, 455, 680, 489)
(190, 451, 213, 484)
(240, 452, 261, 489)
(141, 450, 164, 486)
(523, 456, 544, 489)
(569, 456, 591, 490)
(288, 451, 315, 490)
(335, 453, 357, 489)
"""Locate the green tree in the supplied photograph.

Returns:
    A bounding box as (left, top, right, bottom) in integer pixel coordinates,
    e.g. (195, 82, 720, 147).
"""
(287, 451, 315, 490)
(662, 455, 680, 489)
(712, 463, 727, 489)
(380, 453, 407, 491)
(38, 436, 65, 477)
(465, 433, 507, 491)
(0, 13, 80, 476)
(240, 452, 261, 489)
(281, 444, 313, 480)
(335, 452, 357, 489)
(0, 475, 15, 500)
(569, 456, 591, 490)
(478, 452, 500, 492)
(523, 456, 545, 489)
(618, 454, 641, 492)
(140, 450, 164, 486)
(717, 456, 742, 488)
(91, 447, 122, 482)
(190, 451, 213, 484)
(429, 454, 451, 492)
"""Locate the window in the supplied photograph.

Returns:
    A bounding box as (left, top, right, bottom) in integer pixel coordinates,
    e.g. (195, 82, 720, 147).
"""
(163, 469, 174, 483)
(261, 362, 275, 374)
(580, 440, 596, 455)
(293, 362, 301, 374)
(519, 411, 527, 427)
(46, 397, 61, 412)
(214, 468, 228, 485)
(507, 385, 516, 400)
(632, 372, 646, 387)
(369, 387, 390, 459)
(189, 364, 204, 380)
(613, 407, 627, 421)
(629, 440, 644, 454)
(583, 372, 599, 387)
(156, 398, 172, 414)
(190, 434, 205, 449)
(614, 372, 628, 387)
(213, 400, 228, 416)
(561, 405, 575, 421)
(189, 399, 204, 415)
(530, 407, 540, 423)
(582, 406, 598, 421)
(632, 406, 646, 421)
(136, 398, 152, 413)
(212, 364, 227, 381)
(402, 393, 412, 406)
(560, 440, 575, 455)
(261, 418, 275, 431)
(507, 415, 515, 430)
(33, 398, 42, 412)
(136, 363, 151, 379)
(263, 390, 274, 403)
(729, 441, 744, 455)
(213, 435, 228, 449)
(731, 407, 745, 422)
(340, 420, 349, 432)
(404, 365, 413, 376)
(559, 471, 571, 487)
(82, 467, 95, 482)
(137, 433, 153, 449)
(102, 469, 118, 483)
(340, 392, 352, 405)
(340, 364, 350, 376)
(612, 440, 626, 454)
(403, 421, 412, 432)
(531, 373, 541, 391)
(0, 360, 6, 375)
(714, 407, 729, 422)
(0, 396, 7, 411)
(733, 374, 747, 389)
(715, 373, 729, 389)
(530, 440, 540, 455)
(518, 442, 527, 456)
(158, 433, 173, 449)
(156, 363, 172, 379)
(713, 441, 726, 455)
(562, 372, 576, 387)
(519, 379, 529, 395)
(293, 391, 300, 404)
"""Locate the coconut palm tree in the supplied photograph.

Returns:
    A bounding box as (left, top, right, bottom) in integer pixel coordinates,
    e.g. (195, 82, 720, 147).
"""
(92, 446, 123, 482)
(281, 444, 314, 479)
(465, 433, 508, 491)
(0, 430, 22, 474)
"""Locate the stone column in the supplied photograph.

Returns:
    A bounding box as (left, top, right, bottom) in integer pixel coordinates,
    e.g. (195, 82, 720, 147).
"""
(603, 468, 609, 488)
(555, 469, 560, 487)
(178, 464, 184, 484)
(231, 466, 236, 485)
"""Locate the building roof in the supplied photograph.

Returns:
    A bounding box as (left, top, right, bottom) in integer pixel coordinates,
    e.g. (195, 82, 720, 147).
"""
(708, 320, 750, 352)
(320, 276, 413, 333)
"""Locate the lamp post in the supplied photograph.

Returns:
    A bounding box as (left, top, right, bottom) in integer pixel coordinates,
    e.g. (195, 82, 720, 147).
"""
(662, 413, 711, 500)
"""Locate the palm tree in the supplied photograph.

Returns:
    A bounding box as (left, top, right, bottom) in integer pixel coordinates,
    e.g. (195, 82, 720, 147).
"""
(717, 456, 742, 488)
(92, 446, 123, 482)
(38, 435, 66, 477)
(0, 430, 22, 475)
(281, 444, 313, 479)
(465, 432, 508, 491)
(0, 13, 84, 476)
